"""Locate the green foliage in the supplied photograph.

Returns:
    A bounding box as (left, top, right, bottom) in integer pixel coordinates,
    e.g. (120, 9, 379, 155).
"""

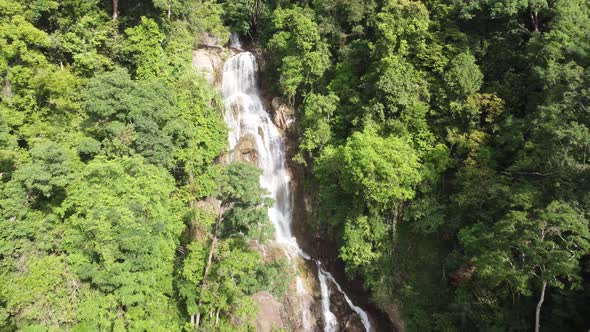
(168, 71, 227, 176)
(52, 3, 114, 76)
(275, 0, 590, 330)
(267, 6, 331, 102)
(217, 162, 273, 241)
(373, 55, 428, 117)
(444, 53, 483, 99)
(2, 0, 590, 331)
(82, 68, 176, 166)
(339, 214, 388, 278)
(374, 0, 430, 57)
(340, 128, 422, 209)
(14, 142, 79, 201)
(183, 0, 229, 44)
(223, 0, 269, 34)
(0, 255, 78, 329)
(122, 17, 167, 79)
(177, 162, 283, 329)
(298, 93, 339, 159)
(60, 156, 183, 330)
(454, 0, 548, 19)
(0, 3, 286, 330)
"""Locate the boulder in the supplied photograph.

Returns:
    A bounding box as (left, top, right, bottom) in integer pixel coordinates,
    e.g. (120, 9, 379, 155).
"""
(271, 97, 296, 130)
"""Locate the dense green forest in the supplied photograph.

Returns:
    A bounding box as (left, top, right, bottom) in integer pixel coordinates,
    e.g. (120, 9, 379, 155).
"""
(1, 0, 589, 331)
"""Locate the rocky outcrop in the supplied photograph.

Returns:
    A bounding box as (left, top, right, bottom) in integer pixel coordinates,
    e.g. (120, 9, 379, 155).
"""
(192, 48, 227, 86)
(328, 283, 367, 332)
(233, 133, 258, 164)
(198, 32, 221, 48)
(279, 258, 322, 331)
(204, 40, 396, 331)
(271, 97, 296, 131)
(252, 292, 284, 332)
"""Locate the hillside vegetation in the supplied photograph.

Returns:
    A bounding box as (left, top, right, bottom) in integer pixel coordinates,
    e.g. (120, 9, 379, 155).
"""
(1, 0, 589, 331)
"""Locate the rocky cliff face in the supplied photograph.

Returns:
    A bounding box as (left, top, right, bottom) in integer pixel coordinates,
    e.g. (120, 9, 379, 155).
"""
(271, 97, 296, 131)
(192, 34, 227, 86)
(192, 40, 387, 332)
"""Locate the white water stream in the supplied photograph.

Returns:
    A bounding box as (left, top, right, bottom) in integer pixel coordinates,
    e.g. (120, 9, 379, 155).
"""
(221, 34, 371, 332)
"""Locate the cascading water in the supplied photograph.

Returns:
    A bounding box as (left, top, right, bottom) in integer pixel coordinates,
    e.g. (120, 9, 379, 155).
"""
(318, 265, 338, 332)
(222, 34, 372, 332)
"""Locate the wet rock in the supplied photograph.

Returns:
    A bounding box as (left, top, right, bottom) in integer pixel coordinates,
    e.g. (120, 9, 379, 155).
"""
(252, 291, 284, 332)
(252, 48, 269, 75)
(192, 48, 227, 86)
(280, 257, 322, 331)
(233, 133, 258, 164)
(271, 97, 296, 130)
(328, 284, 366, 332)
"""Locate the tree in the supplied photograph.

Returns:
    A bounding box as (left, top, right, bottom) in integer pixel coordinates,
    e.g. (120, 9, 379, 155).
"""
(53, 6, 114, 76)
(112, 0, 118, 20)
(12, 142, 79, 205)
(168, 71, 227, 179)
(192, 162, 272, 327)
(340, 128, 422, 211)
(444, 53, 483, 100)
(460, 201, 590, 331)
(152, 0, 181, 19)
(372, 55, 428, 118)
(223, 0, 269, 35)
(267, 6, 331, 103)
(60, 156, 183, 331)
(298, 93, 339, 160)
(374, 0, 430, 57)
(455, 0, 549, 30)
(82, 68, 177, 167)
(122, 17, 167, 79)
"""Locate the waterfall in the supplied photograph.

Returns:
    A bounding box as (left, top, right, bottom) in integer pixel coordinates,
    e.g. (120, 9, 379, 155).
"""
(230, 32, 243, 50)
(221, 33, 371, 332)
(318, 265, 338, 332)
(321, 268, 372, 330)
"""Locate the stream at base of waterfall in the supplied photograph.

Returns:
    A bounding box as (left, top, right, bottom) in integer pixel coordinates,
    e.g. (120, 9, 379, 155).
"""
(221, 35, 373, 332)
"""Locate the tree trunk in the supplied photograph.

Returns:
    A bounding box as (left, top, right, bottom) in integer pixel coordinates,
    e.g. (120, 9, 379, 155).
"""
(167, 3, 171, 19)
(112, 0, 118, 20)
(203, 235, 218, 279)
(530, 9, 539, 32)
(193, 236, 217, 328)
(194, 214, 222, 328)
(535, 280, 547, 332)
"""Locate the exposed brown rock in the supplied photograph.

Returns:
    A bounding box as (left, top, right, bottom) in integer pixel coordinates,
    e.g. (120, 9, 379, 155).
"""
(233, 133, 258, 164)
(252, 291, 284, 332)
(192, 48, 227, 86)
(271, 97, 296, 130)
